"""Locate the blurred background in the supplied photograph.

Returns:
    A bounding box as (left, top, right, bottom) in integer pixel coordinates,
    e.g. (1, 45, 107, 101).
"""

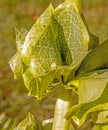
(0, 0, 108, 129)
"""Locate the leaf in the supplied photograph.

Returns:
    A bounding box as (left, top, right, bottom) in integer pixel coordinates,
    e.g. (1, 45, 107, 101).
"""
(94, 111, 108, 124)
(9, 52, 23, 79)
(35, 71, 56, 99)
(21, 4, 56, 67)
(54, 2, 89, 68)
(76, 39, 108, 76)
(27, 20, 62, 78)
(65, 0, 81, 13)
(42, 118, 53, 130)
(65, 71, 108, 126)
(55, 18, 72, 65)
(13, 113, 40, 130)
(78, 70, 108, 103)
(23, 66, 60, 99)
(15, 28, 28, 53)
(73, 102, 108, 126)
(81, 13, 99, 50)
(21, 5, 62, 78)
(9, 29, 28, 79)
(21, 17, 63, 99)
(9, 5, 61, 99)
(23, 70, 37, 96)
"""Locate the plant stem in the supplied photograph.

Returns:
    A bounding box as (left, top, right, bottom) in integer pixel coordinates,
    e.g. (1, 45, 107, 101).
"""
(52, 88, 72, 130)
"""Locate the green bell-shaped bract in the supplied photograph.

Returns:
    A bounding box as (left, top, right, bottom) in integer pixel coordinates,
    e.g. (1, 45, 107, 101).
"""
(9, 1, 89, 99)
(54, 1, 89, 68)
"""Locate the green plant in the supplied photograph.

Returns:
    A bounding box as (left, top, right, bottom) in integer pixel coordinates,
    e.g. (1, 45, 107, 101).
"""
(9, 0, 108, 129)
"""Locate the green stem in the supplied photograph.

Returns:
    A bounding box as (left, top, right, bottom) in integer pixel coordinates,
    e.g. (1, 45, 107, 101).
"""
(65, 0, 81, 13)
(52, 88, 72, 130)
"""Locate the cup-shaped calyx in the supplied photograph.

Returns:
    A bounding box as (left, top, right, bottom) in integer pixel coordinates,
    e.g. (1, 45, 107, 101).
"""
(9, 0, 89, 99)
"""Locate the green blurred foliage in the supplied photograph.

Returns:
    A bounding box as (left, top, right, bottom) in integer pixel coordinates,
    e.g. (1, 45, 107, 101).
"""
(0, 0, 108, 129)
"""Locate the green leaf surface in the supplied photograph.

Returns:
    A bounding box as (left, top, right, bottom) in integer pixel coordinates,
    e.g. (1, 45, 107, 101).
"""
(54, 2, 89, 68)
(94, 111, 108, 124)
(23, 67, 60, 99)
(23, 70, 37, 95)
(35, 71, 56, 99)
(78, 70, 108, 103)
(21, 4, 60, 76)
(76, 39, 108, 76)
(65, 71, 108, 126)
